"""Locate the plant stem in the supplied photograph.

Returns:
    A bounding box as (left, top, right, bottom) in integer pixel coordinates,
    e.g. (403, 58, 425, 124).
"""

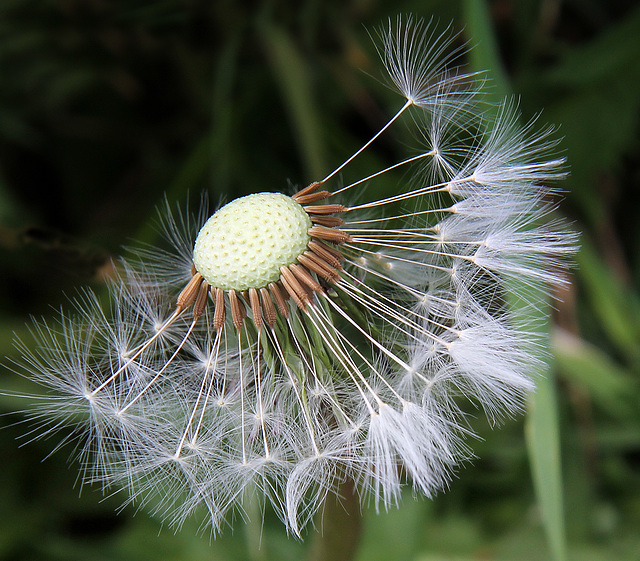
(307, 478, 362, 561)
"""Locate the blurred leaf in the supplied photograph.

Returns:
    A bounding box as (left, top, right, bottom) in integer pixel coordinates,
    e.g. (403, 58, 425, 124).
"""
(576, 237, 640, 365)
(259, 21, 326, 181)
(546, 6, 640, 88)
(207, 32, 243, 197)
(553, 328, 637, 419)
(526, 354, 567, 561)
(463, 3, 567, 561)
(539, 4, 640, 224)
(462, 0, 510, 101)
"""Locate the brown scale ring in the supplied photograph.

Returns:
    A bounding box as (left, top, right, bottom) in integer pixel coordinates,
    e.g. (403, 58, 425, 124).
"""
(174, 182, 349, 332)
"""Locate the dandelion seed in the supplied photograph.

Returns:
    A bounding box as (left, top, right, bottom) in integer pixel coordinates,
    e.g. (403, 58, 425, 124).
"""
(8, 15, 576, 536)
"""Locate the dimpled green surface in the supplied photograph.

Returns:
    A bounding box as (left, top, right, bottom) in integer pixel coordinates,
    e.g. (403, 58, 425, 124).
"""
(193, 193, 312, 291)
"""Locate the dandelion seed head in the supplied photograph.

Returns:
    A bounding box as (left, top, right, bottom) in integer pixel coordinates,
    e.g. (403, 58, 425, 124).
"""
(7, 13, 577, 536)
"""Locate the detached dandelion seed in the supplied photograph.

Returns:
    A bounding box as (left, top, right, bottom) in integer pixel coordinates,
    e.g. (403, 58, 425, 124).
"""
(10, 15, 576, 536)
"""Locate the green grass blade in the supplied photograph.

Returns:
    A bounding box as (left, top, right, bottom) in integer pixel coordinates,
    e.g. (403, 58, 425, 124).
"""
(576, 237, 640, 365)
(462, 0, 510, 102)
(463, 2, 567, 560)
(525, 349, 567, 561)
(259, 22, 326, 181)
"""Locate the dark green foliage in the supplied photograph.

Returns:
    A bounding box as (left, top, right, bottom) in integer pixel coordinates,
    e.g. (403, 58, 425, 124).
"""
(1, 1, 639, 559)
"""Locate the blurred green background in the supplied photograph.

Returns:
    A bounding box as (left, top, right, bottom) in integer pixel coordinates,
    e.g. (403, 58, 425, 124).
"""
(1, 1, 639, 560)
